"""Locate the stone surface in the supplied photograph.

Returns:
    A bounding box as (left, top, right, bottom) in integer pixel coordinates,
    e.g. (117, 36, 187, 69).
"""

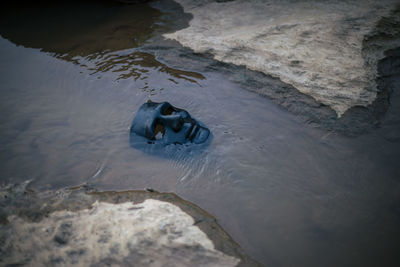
(0, 183, 258, 266)
(164, 0, 400, 116)
(2, 200, 238, 266)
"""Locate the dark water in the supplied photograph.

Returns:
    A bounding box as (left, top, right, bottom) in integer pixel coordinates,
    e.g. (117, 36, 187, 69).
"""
(1, 1, 400, 266)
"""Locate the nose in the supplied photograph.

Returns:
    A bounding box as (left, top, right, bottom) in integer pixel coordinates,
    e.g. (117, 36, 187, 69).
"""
(161, 115, 184, 132)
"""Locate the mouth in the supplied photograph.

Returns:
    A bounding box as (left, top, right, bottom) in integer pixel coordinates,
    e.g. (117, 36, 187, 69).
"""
(186, 123, 210, 144)
(186, 123, 199, 141)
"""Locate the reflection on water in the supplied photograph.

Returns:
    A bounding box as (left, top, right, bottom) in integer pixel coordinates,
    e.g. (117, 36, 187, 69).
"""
(0, 0, 161, 57)
(85, 51, 205, 84)
(0, 0, 204, 87)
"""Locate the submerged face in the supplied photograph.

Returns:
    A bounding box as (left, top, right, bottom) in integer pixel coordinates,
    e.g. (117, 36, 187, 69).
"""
(130, 101, 210, 145)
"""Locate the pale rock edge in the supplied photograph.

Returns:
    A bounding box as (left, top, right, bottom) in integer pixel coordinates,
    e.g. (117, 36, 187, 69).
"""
(164, 0, 400, 116)
(2, 200, 239, 266)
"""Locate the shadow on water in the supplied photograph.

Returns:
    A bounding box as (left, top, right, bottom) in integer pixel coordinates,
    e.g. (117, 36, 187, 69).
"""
(0, 0, 160, 56)
(129, 133, 213, 159)
(0, 0, 204, 85)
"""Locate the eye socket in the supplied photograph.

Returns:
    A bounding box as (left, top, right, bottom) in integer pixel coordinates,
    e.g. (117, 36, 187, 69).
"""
(161, 106, 175, 116)
(173, 119, 183, 133)
(153, 124, 165, 140)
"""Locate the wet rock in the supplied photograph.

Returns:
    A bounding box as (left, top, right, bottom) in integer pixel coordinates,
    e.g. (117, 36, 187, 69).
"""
(0, 183, 259, 266)
(3, 200, 238, 266)
(54, 222, 73, 245)
(164, 0, 400, 116)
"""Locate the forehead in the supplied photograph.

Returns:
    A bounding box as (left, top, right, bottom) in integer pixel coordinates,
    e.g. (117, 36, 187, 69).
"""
(133, 102, 174, 126)
(141, 101, 171, 111)
(137, 102, 165, 114)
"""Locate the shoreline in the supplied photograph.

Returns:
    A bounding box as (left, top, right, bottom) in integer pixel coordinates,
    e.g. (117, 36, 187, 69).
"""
(155, 0, 400, 136)
(0, 183, 259, 266)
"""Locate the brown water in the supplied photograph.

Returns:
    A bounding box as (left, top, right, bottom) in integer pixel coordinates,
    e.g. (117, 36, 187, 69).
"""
(1, 1, 400, 266)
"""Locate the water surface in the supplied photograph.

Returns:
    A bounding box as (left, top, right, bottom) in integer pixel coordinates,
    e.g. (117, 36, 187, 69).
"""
(1, 1, 400, 266)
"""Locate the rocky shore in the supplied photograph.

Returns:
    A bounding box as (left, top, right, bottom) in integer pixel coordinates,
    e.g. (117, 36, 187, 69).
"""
(164, 0, 400, 118)
(0, 183, 259, 266)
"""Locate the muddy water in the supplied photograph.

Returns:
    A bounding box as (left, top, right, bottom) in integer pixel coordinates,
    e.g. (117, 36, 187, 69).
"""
(1, 1, 400, 266)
